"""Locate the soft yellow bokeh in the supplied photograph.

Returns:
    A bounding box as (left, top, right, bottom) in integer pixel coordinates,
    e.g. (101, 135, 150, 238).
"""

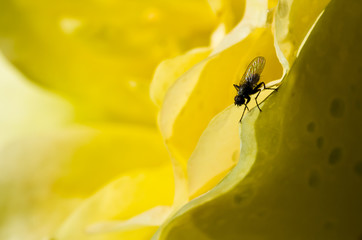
(0, 0, 216, 124)
(0, 1, 217, 239)
(0, 121, 174, 239)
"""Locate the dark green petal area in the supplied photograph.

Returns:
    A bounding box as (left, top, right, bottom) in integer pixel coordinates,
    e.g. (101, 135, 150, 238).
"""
(156, 0, 362, 239)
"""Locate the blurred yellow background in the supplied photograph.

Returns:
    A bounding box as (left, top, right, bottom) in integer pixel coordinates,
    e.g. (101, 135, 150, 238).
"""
(0, 0, 216, 125)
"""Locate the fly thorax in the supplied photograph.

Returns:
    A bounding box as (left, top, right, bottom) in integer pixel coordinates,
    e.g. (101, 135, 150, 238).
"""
(238, 86, 245, 95)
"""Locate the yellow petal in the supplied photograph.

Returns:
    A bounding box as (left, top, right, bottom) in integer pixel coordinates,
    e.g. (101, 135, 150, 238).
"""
(56, 166, 174, 240)
(188, 87, 279, 199)
(150, 47, 212, 107)
(0, 0, 217, 123)
(187, 105, 241, 199)
(211, 0, 268, 54)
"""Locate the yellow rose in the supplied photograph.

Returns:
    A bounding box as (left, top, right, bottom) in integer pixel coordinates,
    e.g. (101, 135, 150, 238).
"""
(1, 0, 361, 239)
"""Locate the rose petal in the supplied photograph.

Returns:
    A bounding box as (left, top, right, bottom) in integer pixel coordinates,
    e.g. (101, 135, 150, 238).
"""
(187, 105, 241, 199)
(150, 47, 212, 107)
(55, 166, 174, 240)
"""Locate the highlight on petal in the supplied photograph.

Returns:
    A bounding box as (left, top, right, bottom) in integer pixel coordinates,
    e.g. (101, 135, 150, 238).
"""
(55, 165, 174, 240)
(0, 124, 172, 240)
(0, 0, 217, 124)
(275, 0, 331, 64)
(150, 47, 212, 107)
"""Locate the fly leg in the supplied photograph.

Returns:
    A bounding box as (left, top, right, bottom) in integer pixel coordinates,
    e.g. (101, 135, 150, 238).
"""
(233, 84, 240, 91)
(252, 82, 278, 112)
(260, 82, 278, 92)
(239, 105, 247, 122)
(239, 95, 251, 122)
(254, 89, 262, 112)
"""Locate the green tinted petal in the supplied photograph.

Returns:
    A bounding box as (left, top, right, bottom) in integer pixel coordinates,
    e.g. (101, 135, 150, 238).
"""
(154, 0, 362, 238)
(275, 0, 331, 64)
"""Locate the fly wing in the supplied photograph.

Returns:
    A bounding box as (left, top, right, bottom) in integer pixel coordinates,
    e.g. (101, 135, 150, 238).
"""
(238, 56, 266, 85)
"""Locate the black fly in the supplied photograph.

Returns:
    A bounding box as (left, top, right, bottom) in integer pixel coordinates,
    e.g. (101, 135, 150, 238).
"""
(234, 56, 277, 122)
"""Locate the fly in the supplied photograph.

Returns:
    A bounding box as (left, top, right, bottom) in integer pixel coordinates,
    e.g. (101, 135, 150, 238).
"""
(234, 56, 277, 122)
